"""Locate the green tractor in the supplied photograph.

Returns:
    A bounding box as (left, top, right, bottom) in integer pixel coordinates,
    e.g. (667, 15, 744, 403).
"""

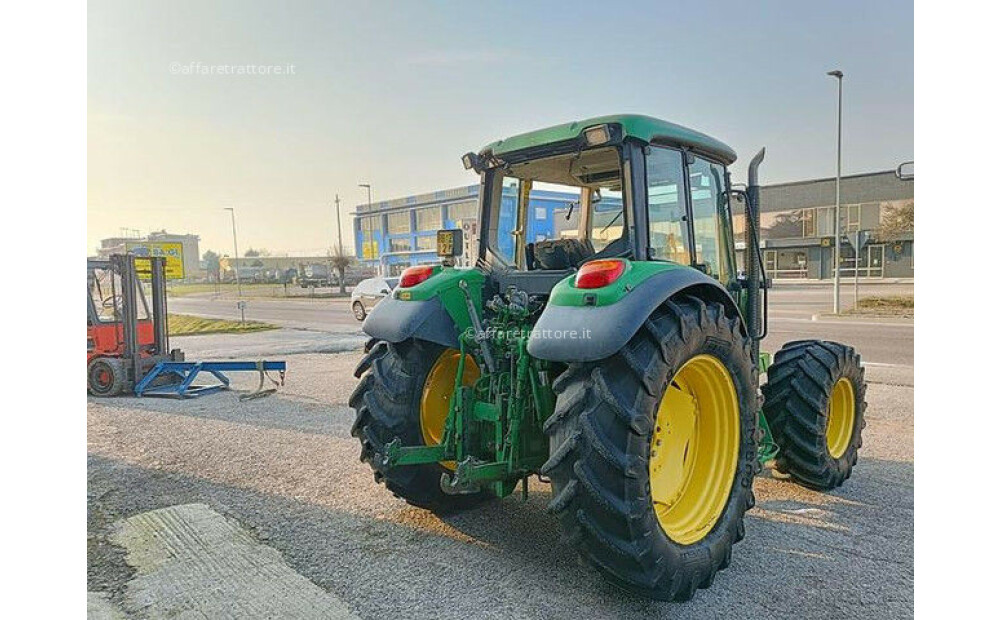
(350, 114, 866, 600)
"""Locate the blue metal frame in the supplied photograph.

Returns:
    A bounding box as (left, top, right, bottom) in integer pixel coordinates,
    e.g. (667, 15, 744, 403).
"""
(134, 360, 287, 398)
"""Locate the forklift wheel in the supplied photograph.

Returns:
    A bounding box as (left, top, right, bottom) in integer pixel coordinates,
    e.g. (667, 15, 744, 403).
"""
(88, 357, 127, 397)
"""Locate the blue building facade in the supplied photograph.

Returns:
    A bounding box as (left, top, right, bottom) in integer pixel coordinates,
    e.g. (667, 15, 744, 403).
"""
(355, 184, 600, 275)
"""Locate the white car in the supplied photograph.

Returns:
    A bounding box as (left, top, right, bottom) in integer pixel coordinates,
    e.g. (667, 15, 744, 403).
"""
(350, 276, 398, 321)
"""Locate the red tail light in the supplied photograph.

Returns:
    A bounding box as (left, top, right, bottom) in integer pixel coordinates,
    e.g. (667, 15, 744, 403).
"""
(575, 259, 626, 289)
(400, 265, 435, 288)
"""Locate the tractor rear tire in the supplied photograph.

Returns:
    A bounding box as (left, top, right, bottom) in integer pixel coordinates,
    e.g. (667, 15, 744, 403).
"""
(762, 340, 866, 490)
(350, 338, 492, 513)
(88, 357, 127, 397)
(542, 296, 758, 601)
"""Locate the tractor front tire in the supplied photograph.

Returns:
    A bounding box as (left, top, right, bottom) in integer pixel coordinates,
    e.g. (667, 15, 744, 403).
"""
(762, 340, 866, 490)
(88, 357, 127, 397)
(352, 301, 366, 321)
(542, 296, 758, 601)
(350, 338, 492, 513)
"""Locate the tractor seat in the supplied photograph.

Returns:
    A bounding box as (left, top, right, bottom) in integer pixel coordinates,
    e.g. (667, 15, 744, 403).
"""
(530, 238, 595, 270)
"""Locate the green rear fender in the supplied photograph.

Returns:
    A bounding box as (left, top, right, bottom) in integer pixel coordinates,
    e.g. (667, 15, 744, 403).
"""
(527, 260, 744, 363)
(362, 267, 483, 348)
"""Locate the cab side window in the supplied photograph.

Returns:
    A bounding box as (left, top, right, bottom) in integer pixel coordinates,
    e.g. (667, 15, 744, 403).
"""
(646, 147, 690, 264)
(688, 157, 733, 281)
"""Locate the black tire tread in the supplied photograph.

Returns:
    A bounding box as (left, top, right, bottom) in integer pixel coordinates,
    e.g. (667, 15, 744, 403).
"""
(87, 357, 127, 397)
(544, 296, 758, 601)
(761, 339, 867, 490)
(350, 339, 490, 513)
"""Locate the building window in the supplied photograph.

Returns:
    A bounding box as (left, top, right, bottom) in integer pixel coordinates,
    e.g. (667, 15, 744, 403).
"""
(843, 204, 862, 232)
(802, 209, 816, 237)
(816, 207, 835, 237)
(763, 209, 810, 240)
(389, 238, 411, 253)
(448, 200, 477, 222)
(359, 216, 382, 242)
(415, 235, 436, 251)
(415, 206, 442, 231)
(387, 211, 411, 234)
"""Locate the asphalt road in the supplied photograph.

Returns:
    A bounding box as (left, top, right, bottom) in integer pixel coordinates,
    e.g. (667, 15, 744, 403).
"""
(170, 281, 913, 367)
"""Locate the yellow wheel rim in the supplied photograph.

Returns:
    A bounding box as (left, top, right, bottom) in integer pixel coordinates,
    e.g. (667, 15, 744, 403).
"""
(420, 349, 479, 470)
(826, 377, 856, 459)
(649, 354, 740, 545)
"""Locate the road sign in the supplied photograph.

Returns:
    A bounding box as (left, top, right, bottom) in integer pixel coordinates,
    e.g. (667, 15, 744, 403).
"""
(126, 241, 185, 279)
(847, 231, 871, 253)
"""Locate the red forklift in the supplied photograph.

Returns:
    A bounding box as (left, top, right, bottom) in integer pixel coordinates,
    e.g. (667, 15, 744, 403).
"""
(87, 254, 285, 398)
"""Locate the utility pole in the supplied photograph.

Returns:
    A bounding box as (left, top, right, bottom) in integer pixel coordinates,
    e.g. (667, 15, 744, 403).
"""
(334, 193, 344, 254)
(224, 207, 242, 297)
(827, 69, 844, 313)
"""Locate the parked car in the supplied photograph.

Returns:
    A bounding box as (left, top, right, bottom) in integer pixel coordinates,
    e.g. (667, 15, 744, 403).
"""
(350, 276, 398, 320)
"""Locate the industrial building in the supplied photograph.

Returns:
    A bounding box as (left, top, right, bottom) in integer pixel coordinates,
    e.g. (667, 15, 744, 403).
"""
(735, 169, 914, 279)
(353, 185, 617, 275)
(356, 169, 913, 280)
(97, 230, 202, 280)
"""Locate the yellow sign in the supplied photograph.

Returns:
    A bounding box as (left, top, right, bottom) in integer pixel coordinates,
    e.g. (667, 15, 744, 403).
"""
(362, 240, 379, 260)
(126, 242, 185, 279)
(436, 229, 462, 257)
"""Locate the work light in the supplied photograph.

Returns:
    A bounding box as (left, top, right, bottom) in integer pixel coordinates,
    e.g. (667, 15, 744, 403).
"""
(583, 124, 611, 146)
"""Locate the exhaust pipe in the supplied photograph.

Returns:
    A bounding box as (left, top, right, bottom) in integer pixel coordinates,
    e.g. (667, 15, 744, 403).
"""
(745, 148, 766, 363)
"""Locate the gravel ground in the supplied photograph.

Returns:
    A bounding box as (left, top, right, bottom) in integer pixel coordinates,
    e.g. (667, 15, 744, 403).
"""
(88, 352, 913, 619)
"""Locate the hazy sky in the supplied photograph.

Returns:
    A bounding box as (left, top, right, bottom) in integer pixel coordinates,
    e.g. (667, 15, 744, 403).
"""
(88, 0, 913, 256)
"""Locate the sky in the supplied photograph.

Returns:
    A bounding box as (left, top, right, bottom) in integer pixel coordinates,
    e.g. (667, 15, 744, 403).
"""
(87, 0, 913, 257)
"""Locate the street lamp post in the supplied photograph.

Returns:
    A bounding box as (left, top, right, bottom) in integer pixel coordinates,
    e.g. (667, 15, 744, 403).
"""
(827, 69, 844, 313)
(224, 207, 243, 297)
(358, 183, 376, 275)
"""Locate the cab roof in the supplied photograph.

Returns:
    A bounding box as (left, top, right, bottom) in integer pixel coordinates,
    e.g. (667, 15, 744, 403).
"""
(478, 114, 737, 166)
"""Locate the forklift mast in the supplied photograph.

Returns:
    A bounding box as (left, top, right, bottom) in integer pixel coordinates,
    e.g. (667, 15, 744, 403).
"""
(115, 254, 170, 381)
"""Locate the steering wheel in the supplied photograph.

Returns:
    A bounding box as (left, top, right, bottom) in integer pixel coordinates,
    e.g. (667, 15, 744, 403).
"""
(102, 295, 122, 309)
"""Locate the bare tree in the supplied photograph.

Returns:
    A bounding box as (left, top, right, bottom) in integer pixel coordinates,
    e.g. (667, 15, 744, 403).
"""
(329, 246, 353, 294)
(876, 201, 914, 240)
(202, 250, 221, 282)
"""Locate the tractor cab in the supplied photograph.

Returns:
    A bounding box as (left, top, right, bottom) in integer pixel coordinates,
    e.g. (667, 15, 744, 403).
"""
(463, 115, 741, 300)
